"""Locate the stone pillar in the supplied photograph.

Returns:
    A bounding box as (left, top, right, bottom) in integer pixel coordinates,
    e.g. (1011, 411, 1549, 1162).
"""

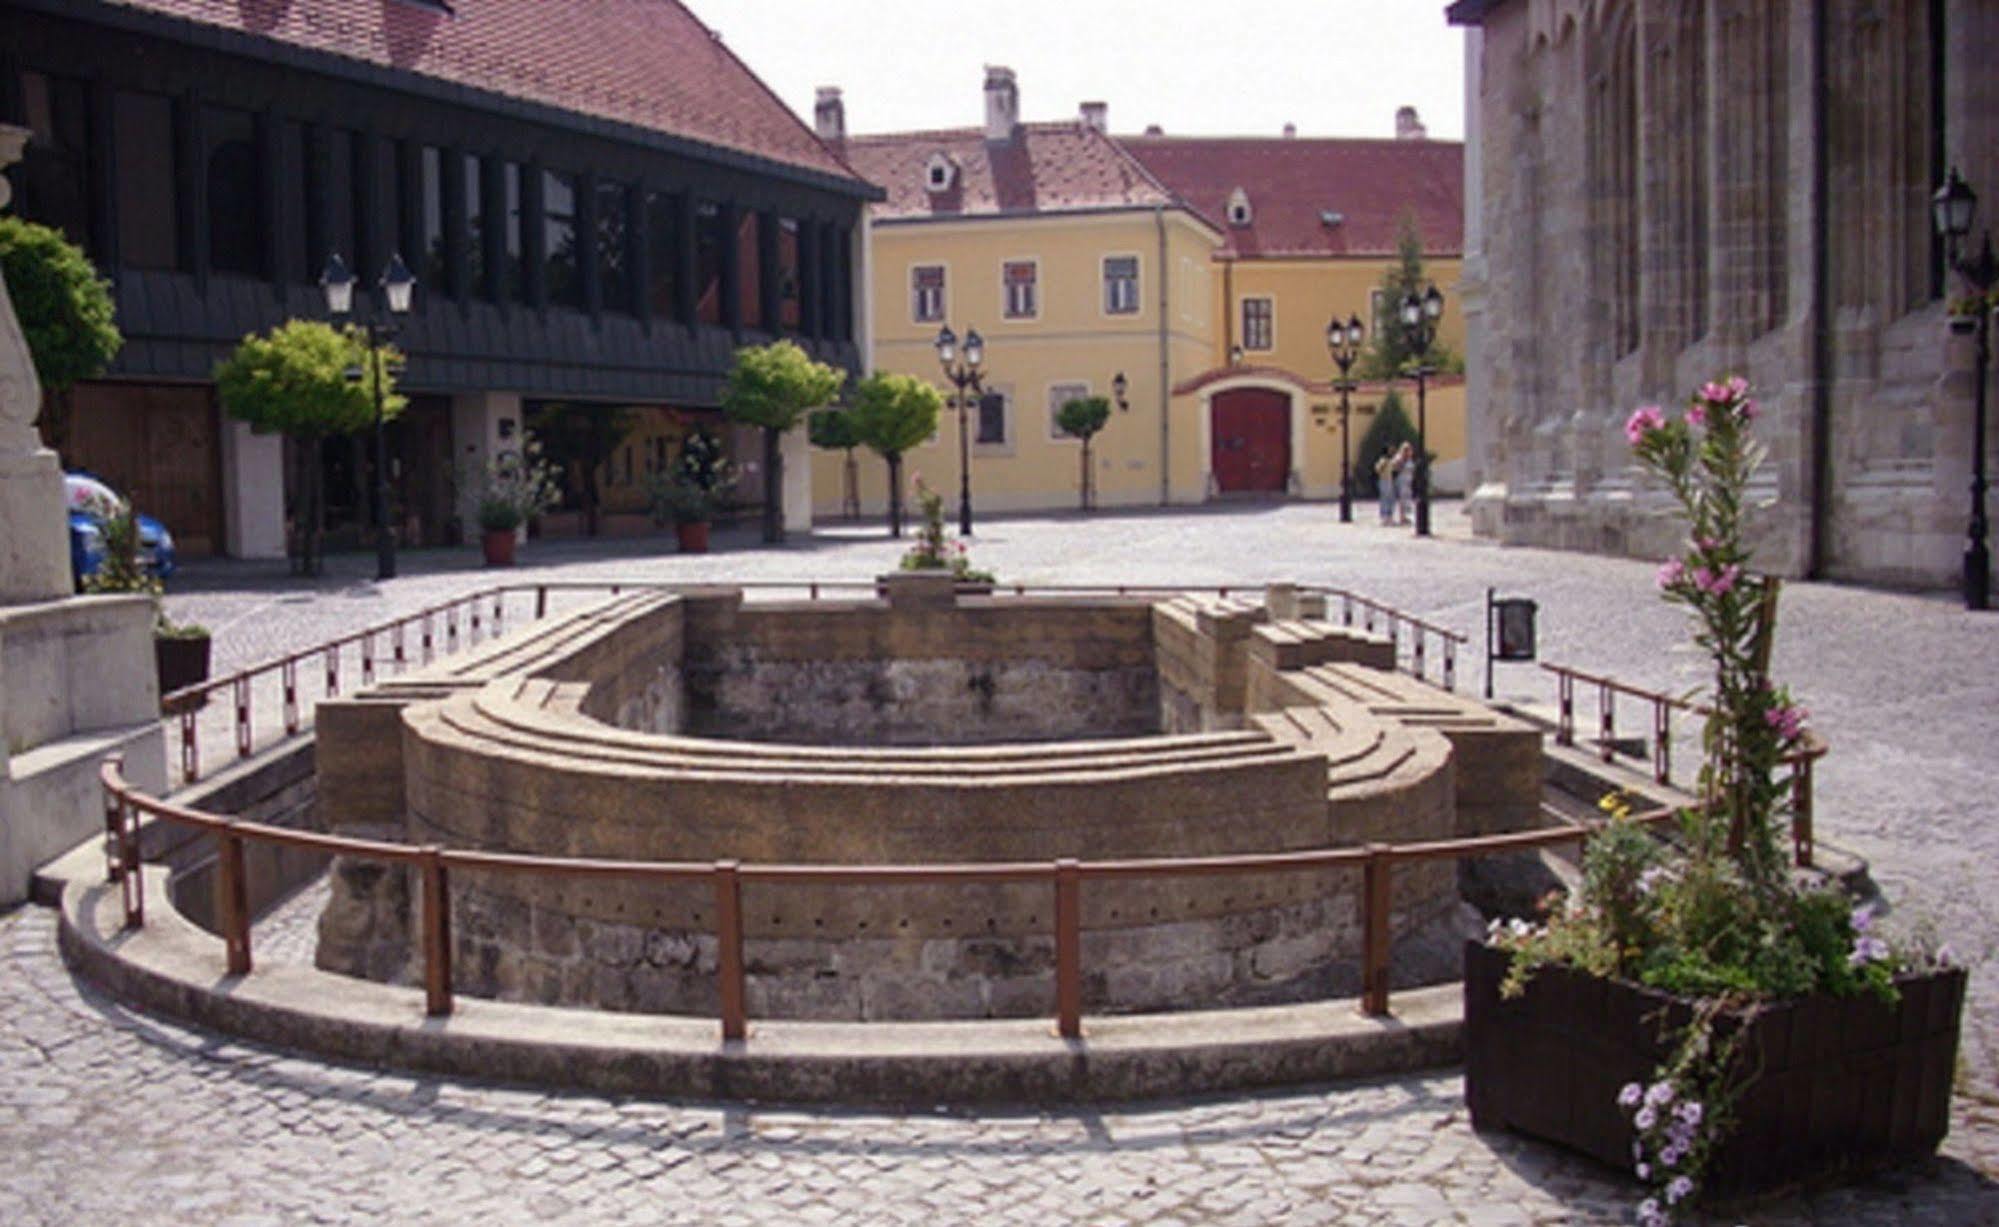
(450, 390, 523, 540)
(781, 419, 812, 534)
(218, 418, 287, 559)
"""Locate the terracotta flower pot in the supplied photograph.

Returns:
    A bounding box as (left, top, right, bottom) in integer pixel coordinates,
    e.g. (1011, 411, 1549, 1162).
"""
(1463, 941, 1966, 1202)
(676, 520, 710, 554)
(482, 528, 518, 567)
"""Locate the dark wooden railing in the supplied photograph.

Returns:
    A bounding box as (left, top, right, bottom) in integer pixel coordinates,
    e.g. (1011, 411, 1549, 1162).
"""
(101, 756, 1676, 1040)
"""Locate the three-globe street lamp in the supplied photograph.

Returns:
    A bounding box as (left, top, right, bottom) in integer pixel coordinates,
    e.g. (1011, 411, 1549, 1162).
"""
(1933, 165, 1996, 611)
(1324, 313, 1366, 523)
(1400, 284, 1445, 537)
(321, 251, 414, 582)
(934, 324, 986, 536)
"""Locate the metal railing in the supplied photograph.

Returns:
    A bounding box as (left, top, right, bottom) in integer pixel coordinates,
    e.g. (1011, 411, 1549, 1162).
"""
(1540, 660, 1829, 867)
(99, 756, 1668, 1039)
(159, 580, 1468, 785)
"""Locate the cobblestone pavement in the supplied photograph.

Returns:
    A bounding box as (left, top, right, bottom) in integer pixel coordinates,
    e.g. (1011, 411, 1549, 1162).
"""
(2, 503, 1993, 1224)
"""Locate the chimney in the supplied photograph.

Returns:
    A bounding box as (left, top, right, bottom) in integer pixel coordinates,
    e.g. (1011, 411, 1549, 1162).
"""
(1080, 101, 1108, 133)
(1143, 123, 1164, 137)
(1395, 105, 1427, 141)
(814, 86, 845, 143)
(1282, 122, 1297, 139)
(984, 65, 1019, 142)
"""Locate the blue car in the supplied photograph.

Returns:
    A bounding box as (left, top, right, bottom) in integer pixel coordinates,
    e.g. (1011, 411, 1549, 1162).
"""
(66, 472, 177, 585)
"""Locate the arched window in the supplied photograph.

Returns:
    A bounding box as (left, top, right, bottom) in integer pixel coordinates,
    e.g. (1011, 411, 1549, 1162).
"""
(206, 107, 264, 277)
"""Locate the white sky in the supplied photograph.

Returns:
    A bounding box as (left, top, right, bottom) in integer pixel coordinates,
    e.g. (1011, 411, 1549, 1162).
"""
(685, 1, 1468, 144)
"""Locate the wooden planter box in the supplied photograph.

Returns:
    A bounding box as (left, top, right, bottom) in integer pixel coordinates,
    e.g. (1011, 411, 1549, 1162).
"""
(155, 634, 211, 699)
(1464, 941, 1966, 1202)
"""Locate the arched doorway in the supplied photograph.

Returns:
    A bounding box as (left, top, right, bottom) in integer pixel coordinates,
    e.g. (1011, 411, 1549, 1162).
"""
(1209, 387, 1291, 494)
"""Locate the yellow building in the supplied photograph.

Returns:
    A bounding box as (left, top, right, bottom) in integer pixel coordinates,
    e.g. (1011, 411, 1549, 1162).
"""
(815, 74, 1467, 518)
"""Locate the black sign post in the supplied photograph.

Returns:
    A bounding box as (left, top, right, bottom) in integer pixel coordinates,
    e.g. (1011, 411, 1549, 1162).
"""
(1485, 587, 1539, 699)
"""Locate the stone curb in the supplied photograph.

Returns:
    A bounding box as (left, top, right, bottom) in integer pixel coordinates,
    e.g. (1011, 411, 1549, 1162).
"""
(59, 866, 1464, 1106)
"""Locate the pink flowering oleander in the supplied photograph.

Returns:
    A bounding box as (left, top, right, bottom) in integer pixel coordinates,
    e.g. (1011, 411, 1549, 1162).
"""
(1726, 375, 1749, 399)
(1691, 564, 1741, 595)
(1699, 380, 1732, 403)
(1625, 404, 1667, 445)
(1656, 559, 1685, 590)
(1685, 401, 1707, 428)
(1763, 703, 1808, 741)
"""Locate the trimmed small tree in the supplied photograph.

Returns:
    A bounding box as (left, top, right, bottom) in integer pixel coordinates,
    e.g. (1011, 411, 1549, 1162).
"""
(720, 340, 843, 543)
(808, 406, 862, 519)
(846, 371, 941, 538)
(214, 320, 403, 576)
(1055, 395, 1112, 511)
(0, 215, 122, 455)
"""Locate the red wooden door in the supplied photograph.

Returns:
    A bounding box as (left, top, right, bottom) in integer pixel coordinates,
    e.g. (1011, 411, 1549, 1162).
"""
(1210, 389, 1291, 494)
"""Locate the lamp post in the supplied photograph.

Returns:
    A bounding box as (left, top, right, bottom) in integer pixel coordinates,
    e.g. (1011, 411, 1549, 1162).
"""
(1324, 312, 1366, 523)
(1933, 166, 1996, 611)
(934, 324, 986, 536)
(322, 251, 414, 581)
(1112, 370, 1130, 412)
(1400, 284, 1445, 537)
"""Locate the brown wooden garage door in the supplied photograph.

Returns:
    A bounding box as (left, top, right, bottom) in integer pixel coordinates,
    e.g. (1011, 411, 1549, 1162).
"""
(65, 381, 224, 557)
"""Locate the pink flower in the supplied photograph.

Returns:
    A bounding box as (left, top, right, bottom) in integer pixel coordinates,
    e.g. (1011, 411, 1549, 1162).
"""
(1739, 396, 1760, 421)
(1624, 405, 1667, 445)
(1764, 703, 1808, 741)
(1699, 380, 1732, 404)
(1655, 559, 1685, 589)
(1685, 401, 1706, 428)
(1692, 564, 1740, 596)
(1695, 536, 1719, 552)
(1726, 375, 1749, 399)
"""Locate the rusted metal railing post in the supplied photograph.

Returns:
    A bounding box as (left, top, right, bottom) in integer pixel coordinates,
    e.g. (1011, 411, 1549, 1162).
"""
(324, 645, 340, 697)
(281, 658, 299, 735)
(118, 793, 143, 929)
(420, 613, 435, 664)
(421, 847, 453, 1016)
(233, 677, 252, 759)
(714, 860, 748, 1041)
(217, 827, 251, 976)
(1413, 631, 1427, 682)
(1556, 671, 1575, 746)
(1443, 639, 1457, 692)
(1653, 700, 1671, 785)
(361, 632, 376, 684)
(1792, 751, 1816, 868)
(1597, 681, 1615, 763)
(534, 585, 548, 620)
(1054, 859, 1082, 1039)
(1360, 844, 1393, 1017)
(102, 769, 124, 883)
(179, 705, 199, 785)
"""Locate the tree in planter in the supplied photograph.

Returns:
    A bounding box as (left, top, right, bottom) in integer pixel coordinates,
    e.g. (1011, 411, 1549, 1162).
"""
(1055, 395, 1112, 511)
(214, 320, 403, 577)
(1355, 211, 1462, 381)
(1484, 377, 1957, 1222)
(808, 407, 862, 519)
(846, 371, 941, 538)
(1352, 390, 1418, 498)
(0, 215, 122, 456)
(720, 340, 843, 543)
(526, 402, 637, 537)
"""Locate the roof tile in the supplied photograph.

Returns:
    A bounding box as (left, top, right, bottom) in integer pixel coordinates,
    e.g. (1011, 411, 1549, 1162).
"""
(841, 122, 1178, 220)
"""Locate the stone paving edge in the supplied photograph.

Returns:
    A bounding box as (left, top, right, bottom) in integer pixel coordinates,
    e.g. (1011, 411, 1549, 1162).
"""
(57, 867, 1464, 1107)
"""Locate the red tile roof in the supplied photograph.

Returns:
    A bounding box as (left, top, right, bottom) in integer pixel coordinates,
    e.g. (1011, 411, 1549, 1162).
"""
(1120, 136, 1464, 258)
(95, 0, 864, 185)
(840, 122, 1180, 221)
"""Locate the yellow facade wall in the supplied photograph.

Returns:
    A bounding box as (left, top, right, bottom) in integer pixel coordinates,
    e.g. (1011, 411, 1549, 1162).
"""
(814, 208, 1222, 517)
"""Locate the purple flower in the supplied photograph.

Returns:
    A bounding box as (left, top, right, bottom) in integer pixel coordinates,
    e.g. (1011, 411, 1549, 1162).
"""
(1637, 1197, 1664, 1227)
(1692, 564, 1741, 596)
(1656, 559, 1685, 590)
(1636, 1161, 1652, 1180)
(1625, 404, 1668, 445)
(1619, 1082, 1645, 1108)
(1849, 935, 1891, 967)
(1660, 1143, 1684, 1167)
(1676, 1100, 1703, 1127)
(1851, 905, 1875, 934)
(1638, 866, 1671, 896)
(1634, 1105, 1657, 1130)
(1764, 703, 1808, 741)
(1645, 1081, 1676, 1107)
(1936, 944, 1956, 968)
(1739, 396, 1760, 421)
(1726, 375, 1750, 399)
(1666, 1175, 1695, 1205)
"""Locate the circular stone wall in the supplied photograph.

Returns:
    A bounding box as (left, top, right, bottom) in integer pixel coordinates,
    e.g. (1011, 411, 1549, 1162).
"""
(318, 584, 1466, 1022)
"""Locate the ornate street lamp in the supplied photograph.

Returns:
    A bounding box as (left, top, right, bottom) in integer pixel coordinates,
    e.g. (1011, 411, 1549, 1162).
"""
(323, 251, 414, 581)
(1324, 312, 1366, 523)
(1112, 370, 1130, 412)
(1400, 284, 1445, 537)
(1934, 166, 1996, 611)
(934, 324, 987, 536)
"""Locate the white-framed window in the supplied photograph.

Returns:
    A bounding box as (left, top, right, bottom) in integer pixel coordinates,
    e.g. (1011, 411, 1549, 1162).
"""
(1002, 259, 1038, 319)
(1241, 296, 1274, 351)
(1102, 255, 1139, 315)
(924, 153, 956, 193)
(1047, 381, 1091, 440)
(976, 385, 1011, 446)
(911, 264, 945, 323)
(1227, 187, 1253, 227)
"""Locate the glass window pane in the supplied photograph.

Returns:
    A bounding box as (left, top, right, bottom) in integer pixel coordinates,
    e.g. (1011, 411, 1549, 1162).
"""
(736, 209, 762, 329)
(596, 179, 630, 313)
(463, 153, 486, 297)
(421, 146, 446, 290)
(543, 170, 578, 308)
(115, 91, 178, 271)
(777, 216, 801, 332)
(645, 190, 677, 319)
(20, 71, 93, 252)
(695, 201, 723, 325)
(502, 162, 524, 300)
(205, 106, 263, 277)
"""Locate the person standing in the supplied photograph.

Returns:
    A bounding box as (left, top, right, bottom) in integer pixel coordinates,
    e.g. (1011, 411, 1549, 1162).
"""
(1392, 441, 1415, 525)
(1375, 448, 1398, 523)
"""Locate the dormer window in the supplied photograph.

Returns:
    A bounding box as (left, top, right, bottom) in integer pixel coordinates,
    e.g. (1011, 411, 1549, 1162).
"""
(925, 153, 958, 193)
(1226, 188, 1253, 227)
